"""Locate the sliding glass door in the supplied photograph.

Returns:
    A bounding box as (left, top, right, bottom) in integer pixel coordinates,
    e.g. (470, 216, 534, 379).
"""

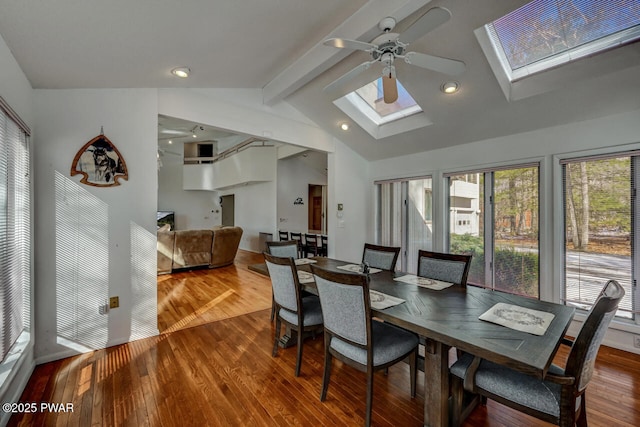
(377, 176, 432, 272)
(447, 165, 540, 298)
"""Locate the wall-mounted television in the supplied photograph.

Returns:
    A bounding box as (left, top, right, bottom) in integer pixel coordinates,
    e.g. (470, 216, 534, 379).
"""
(157, 211, 175, 230)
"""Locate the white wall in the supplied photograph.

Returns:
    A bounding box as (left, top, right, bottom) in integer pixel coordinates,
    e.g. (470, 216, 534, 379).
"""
(0, 33, 35, 426)
(223, 180, 277, 252)
(158, 148, 221, 230)
(34, 89, 159, 363)
(370, 108, 640, 354)
(277, 155, 328, 233)
(327, 139, 370, 263)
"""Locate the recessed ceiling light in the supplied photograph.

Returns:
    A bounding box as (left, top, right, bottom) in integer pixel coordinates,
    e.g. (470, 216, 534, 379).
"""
(340, 122, 349, 131)
(171, 67, 190, 78)
(168, 140, 173, 144)
(441, 81, 459, 94)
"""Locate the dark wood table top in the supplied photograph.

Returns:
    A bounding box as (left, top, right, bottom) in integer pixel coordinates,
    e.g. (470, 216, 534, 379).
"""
(250, 257, 575, 379)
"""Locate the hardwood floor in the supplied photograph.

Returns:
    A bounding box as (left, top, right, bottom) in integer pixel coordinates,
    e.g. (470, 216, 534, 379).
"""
(9, 250, 640, 426)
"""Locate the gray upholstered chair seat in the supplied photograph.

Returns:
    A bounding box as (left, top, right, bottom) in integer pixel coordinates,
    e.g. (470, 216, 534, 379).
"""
(330, 321, 419, 366)
(279, 295, 323, 326)
(451, 352, 567, 417)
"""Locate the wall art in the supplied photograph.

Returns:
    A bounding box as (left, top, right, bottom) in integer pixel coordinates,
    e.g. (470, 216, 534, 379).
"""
(70, 131, 128, 187)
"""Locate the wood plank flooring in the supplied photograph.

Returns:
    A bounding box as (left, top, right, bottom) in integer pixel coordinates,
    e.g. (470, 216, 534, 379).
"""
(9, 250, 640, 426)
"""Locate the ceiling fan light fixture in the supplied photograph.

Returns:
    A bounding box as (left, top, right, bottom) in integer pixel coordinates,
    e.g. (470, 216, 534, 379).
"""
(441, 81, 459, 94)
(171, 67, 190, 78)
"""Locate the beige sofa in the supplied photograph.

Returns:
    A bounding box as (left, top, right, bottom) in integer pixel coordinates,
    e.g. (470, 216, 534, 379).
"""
(157, 226, 243, 274)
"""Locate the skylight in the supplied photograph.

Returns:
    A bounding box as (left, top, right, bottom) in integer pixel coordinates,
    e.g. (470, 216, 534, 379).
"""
(333, 77, 431, 140)
(344, 78, 422, 125)
(485, 0, 640, 81)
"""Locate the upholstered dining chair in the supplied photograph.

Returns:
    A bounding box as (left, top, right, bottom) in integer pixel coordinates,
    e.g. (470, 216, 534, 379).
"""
(266, 240, 299, 259)
(417, 250, 472, 286)
(449, 279, 625, 427)
(362, 243, 401, 271)
(264, 252, 323, 377)
(310, 265, 418, 427)
(265, 240, 300, 322)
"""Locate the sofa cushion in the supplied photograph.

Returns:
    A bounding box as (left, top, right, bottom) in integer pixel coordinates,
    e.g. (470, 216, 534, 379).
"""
(172, 230, 214, 269)
(210, 226, 243, 268)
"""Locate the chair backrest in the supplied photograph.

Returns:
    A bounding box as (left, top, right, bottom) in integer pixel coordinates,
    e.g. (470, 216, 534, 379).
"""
(266, 240, 299, 259)
(311, 266, 371, 348)
(417, 250, 472, 286)
(305, 234, 318, 247)
(264, 252, 302, 313)
(565, 280, 624, 392)
(362, 243, 401, 271)
(278, 230, 289, 241)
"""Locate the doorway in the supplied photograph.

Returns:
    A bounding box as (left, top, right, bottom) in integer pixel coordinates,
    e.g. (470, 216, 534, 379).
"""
(221, 194, 235, 226)
(308, 184, 326, 234)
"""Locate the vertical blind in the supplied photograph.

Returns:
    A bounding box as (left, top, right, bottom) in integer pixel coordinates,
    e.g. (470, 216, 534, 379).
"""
(0, 98, 31, 363)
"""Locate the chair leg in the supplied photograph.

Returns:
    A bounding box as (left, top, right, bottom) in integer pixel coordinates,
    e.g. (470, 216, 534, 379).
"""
(577, 394, 588, 427)
(270, 296, 275, 322)
(295, 327, 303, 377)
(272, 318, 281, 357)
(409, 349, 417, 398)
(320, 341, 332, 401)
(365, 369, 374, 427)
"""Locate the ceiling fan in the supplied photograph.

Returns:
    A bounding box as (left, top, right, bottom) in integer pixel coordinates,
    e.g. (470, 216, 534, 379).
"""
(323, 7, 465, 104)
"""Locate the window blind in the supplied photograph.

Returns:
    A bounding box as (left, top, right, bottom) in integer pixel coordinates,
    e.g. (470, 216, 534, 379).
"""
(0, 98, 31, 363)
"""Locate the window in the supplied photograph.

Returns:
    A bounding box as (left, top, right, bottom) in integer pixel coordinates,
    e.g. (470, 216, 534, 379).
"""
(562, 154, 637, 320)
(485, 0, 640, 81)
(447, 164, 539, 298)
(0, 98, 31, 363)
(376, 176, 432, 273)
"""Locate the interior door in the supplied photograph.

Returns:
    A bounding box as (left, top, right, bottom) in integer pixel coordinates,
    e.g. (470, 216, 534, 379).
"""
(221, 194, 235, 226)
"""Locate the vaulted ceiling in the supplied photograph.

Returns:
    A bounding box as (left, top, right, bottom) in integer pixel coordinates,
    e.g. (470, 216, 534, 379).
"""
(1, 0, 639, 161)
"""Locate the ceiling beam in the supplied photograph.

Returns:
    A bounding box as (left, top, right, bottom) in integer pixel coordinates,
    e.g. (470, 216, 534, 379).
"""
(262, 0, 432, 105)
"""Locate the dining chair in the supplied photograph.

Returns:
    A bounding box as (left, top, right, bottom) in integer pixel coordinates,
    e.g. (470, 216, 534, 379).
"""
(278, 230, 289, 241)
(317, 235, 328, 257)
(266, 240, 299, 259)
(417, 250, 472, 286)
(310, 265, 418, 427)
(264, 252, 324, 377)
(265, 240, 300, 322)
(362, 243, 401, 271)
(289, 232, 303, 258)
(449, 279, 625, 427)
(304, 233, 319, 257)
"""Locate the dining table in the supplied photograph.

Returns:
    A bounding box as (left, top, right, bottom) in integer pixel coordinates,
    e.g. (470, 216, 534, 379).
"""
(249, 257, 576, 427)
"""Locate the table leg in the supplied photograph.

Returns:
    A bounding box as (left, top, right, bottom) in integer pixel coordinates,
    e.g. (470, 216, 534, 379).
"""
(423, 338, 450, 427)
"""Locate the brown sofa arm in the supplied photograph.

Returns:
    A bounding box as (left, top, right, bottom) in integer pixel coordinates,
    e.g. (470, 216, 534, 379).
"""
(210, 226, 243, 268)
(157, 230, 176, 274)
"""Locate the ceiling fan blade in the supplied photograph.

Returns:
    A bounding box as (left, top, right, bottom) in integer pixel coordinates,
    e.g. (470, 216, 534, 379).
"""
(397, 7, 451, 45)
(323, 61, 373, 93)
(382, 74, 398, 104)
(404, 52, 466, 75)
(324, 38, 377, 52)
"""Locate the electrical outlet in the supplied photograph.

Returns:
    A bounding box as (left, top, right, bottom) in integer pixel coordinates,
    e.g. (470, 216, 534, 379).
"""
(109, 296, 119, 309)
(634, 335, 640, 348)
